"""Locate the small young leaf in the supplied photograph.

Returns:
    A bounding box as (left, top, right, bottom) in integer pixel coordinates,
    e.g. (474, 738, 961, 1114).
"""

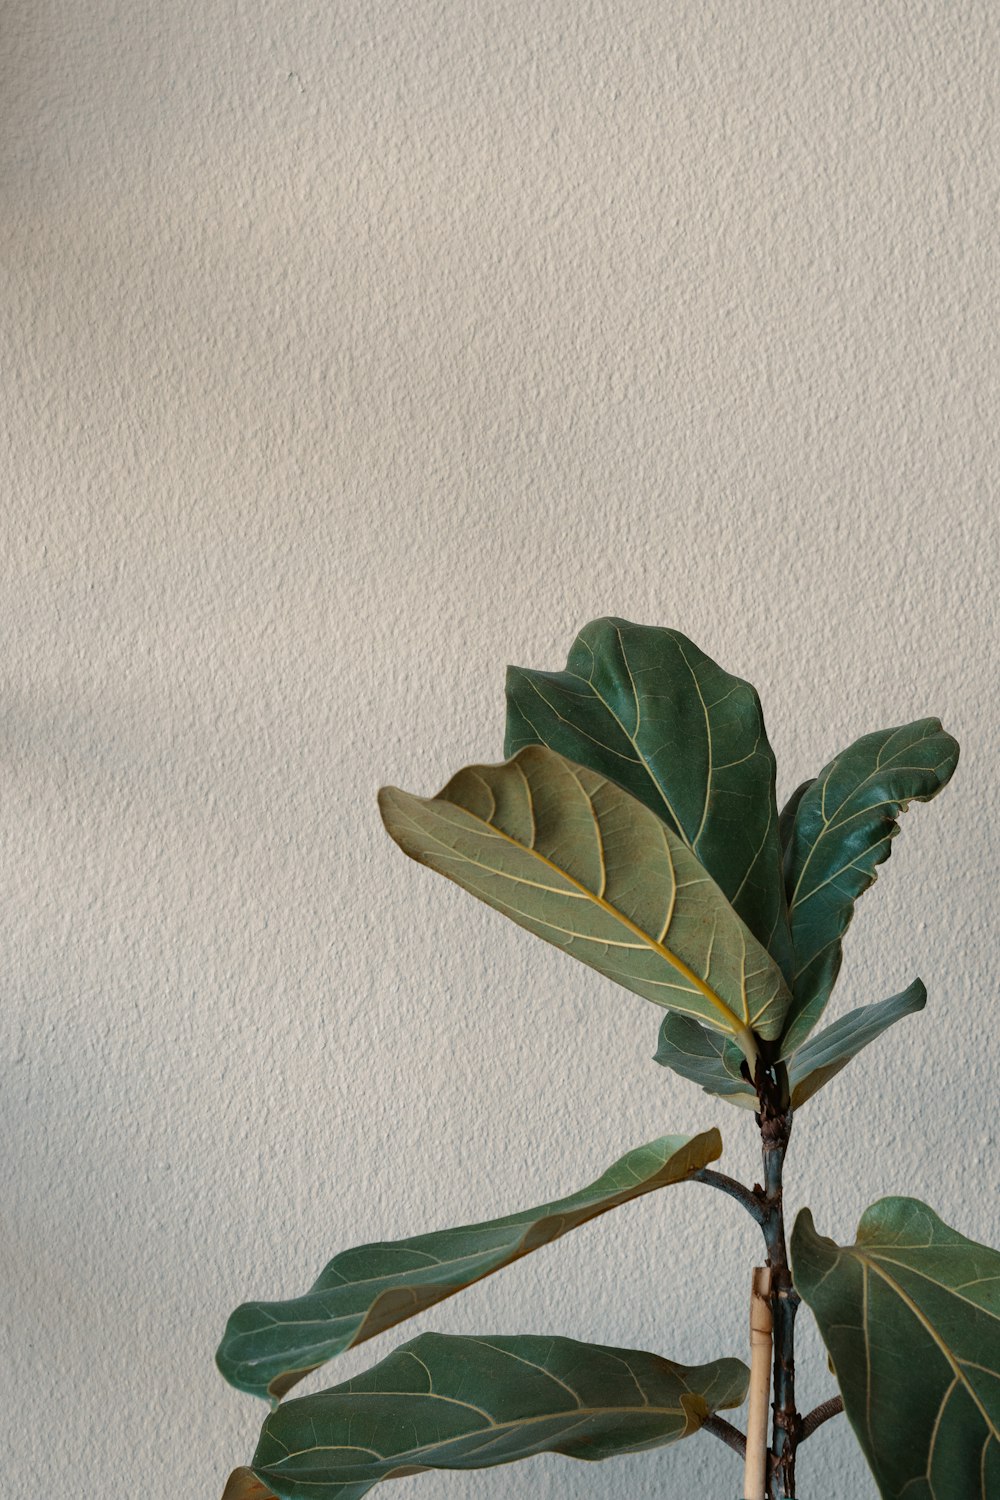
(655, 981, 927, 1113)
(380, 745, 791, 1056)
(505, 617, 793, 975)
(237, 1332, 751, 1499)
(217, 1131, 722, 1404)
(792, 1198, 1000, 1499)
(787, 979, 926, 1107)
(653, 1013, 756, 1109)
(781, 719, 958, 1052)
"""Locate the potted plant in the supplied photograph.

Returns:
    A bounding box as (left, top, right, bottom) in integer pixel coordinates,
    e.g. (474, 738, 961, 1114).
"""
(218, 617, 994, 1499)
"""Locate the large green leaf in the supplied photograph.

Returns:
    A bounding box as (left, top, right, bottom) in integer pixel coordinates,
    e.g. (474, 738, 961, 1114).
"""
(787, 979, 926, 1107)
(217, 1131, 722, 1404)
(653, 1013, 756, 1110)
(781, 719, 959, 1052)
(379, 744, 792, 1057)
(505, 618, 793, 974)
(792, 1198, 1000, 1499)
(230, 1332, 750, 1499)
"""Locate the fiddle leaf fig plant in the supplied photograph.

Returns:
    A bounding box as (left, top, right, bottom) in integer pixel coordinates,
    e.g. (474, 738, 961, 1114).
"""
(217, 617, 990, 1500)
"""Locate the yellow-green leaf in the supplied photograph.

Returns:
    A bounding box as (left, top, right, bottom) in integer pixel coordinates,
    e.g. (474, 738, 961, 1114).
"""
(380, 745, 791, 1056)
(653, 1013, 757, 1110)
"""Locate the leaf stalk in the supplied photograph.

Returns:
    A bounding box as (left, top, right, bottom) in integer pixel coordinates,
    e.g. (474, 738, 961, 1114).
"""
(703, 1413, 747, 1458)
(692, 1167, 766, 1225)
(799, 1394, 844, 1441)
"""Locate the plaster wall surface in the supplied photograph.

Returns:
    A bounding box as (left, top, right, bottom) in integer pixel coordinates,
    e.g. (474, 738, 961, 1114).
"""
(2, 2, 997, 1496)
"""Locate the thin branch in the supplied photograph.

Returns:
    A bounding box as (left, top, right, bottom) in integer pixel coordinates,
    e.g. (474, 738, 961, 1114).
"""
(800, 1395, 844, 1441)
(702, 1413, 746, 1459)
(692, 1167, 765, 1224)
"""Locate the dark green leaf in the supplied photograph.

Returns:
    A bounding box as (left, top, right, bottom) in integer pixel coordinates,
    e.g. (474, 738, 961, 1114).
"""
(505, 618, 793, 974)
(787, 979, 926, 1107)
(653, 1013, 756, 1110)
(781, 720, 958, 1052)
(240, 1332, 750, 1499)
(217, 1131, 721, 1404)
(380, 745, 791, 1056)
(778, 778, 814, 857)
(792, 1198, 1000, 1499)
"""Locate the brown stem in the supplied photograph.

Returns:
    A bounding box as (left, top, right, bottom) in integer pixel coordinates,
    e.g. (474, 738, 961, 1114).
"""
(754, 1058, 799, 1498)
(692, 1166, 766, 1224)
(702, 1413, 747, 1459)
(800, 1395, 844, 1441)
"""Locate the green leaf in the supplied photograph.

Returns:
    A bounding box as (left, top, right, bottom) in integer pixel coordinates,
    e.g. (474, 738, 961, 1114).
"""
(505, 618, 793, 974)
(781, 719, 959, 1052)
(778, 778, 815, 856)
(653, 1013, 756, 1110)
(217, 1131, 722, 1404)
(379, 744, 792, 1056)
(239, 1332, 751, 1499)
(650, 882, 928, 1117)
(787, 979, 926, 1107)
(655, 979, 926, 1112)
(792, 1198, 1000, 1499)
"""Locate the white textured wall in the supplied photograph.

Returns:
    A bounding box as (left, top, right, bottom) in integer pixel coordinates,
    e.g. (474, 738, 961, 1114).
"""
(3, 2, 997, 1496)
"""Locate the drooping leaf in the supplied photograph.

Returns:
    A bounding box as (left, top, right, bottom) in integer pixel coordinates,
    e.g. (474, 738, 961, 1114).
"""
(505, 618, 793, 975)
(781, 719, 958, 1052)
(217, 1131, 722, 1404)
(792, 1198, 1000, 1499)
(653, 1013, 756, 1110)
(379, 745, 792, 1056)
(237, 1332, 750, 1499)
(786, 979, 926, 1107)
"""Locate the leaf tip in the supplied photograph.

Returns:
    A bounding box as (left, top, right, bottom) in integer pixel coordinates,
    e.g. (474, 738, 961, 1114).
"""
(222, 1469, 277, 1500)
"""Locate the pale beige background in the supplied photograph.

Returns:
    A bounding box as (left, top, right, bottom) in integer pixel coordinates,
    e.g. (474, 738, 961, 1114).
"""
(2, 2, 997, 1496)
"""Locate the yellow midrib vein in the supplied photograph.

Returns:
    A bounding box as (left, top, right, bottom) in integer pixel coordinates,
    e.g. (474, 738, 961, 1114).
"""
(402, 792, 748, 1039)
(858, 1253, 1000, 1448)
